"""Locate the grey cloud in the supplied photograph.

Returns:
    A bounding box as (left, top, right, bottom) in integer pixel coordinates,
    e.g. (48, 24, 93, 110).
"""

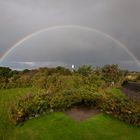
(0, 0, 140, 70)
(1, 28, 139, 70)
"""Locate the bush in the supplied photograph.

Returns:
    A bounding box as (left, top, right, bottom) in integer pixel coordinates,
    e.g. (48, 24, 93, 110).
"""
(0, 67, 12, 78)
(9, 65, 140, 126)
(76, 65, 92, 76)
(32, 72, 48, 89)
(11, 93, 50, 123)
(11, 89, 140, 126)
(99, 95, 140, 126)
(49, 89, 82, 110)
(46, 74, 85, 93)
(101, 64, 125, 86)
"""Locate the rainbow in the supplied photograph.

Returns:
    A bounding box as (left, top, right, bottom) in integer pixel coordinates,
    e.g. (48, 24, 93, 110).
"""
(0, 25, 140, 67)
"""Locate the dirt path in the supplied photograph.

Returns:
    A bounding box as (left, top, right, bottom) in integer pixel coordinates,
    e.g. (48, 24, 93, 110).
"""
(65, 82, 140, 121)
(121, 82, 140, 102)
(65, 106, 100, 121)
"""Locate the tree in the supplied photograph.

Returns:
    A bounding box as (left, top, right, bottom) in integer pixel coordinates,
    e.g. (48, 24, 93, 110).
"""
(22, 69, 30, 74)
(77, 65, 93, 76)
(0, 67, 12, 78)
(101, 64, 124, 85)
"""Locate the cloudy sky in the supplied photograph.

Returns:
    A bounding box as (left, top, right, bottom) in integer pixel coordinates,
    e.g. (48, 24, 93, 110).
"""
(0, 0, 140, 70)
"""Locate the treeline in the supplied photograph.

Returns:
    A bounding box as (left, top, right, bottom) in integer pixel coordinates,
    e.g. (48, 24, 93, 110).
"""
(0, 64, 127, 89)
(0, 66, 71, 89)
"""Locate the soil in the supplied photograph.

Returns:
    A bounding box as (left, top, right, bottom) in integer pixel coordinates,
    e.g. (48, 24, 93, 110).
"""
(121, 82, 140, 102)
(65, 82, 140, 121)
(65, 106, 100, 121)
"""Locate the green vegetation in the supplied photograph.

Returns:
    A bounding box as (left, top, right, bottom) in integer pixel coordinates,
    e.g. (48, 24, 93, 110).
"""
(107, 88, 126, 97)
(0, 65, 140, 139)
(101, 64, 125, 85)
(0, 88, 38, 140)
(0, 88, 140, 140)
(10, 113, 140, 140)
(0, 64, 126, 90)
(11, 87, 140, 126)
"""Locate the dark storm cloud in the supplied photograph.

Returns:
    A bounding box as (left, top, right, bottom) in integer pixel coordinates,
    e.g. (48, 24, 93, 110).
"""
(2, 28, 139, 70)
(0, 0, 140, 70)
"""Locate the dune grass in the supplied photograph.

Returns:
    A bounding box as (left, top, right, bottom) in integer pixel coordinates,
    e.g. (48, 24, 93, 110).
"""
(0, 88, 140, 140)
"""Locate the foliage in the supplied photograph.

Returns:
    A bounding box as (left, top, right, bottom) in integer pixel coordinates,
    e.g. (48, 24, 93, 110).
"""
(76, 65, 92, 76)
(106, 88, 126, 98)
(49, 89, 82, 110)
(99, 95, 140, 126)
(101, 64, 125, 86)
(11, 86, 140, 126)
(0, 67, 12, 89)
(1, 65, 139, 126)
(32, 72, 48, 89)
(0, 65, 126, 89)
(1, 86, 140, 139)
(0, 66, 72, 89)
(46, 74, 85, 93)
(0, 67, 12, 78)
(0, 77, 8, 89)
(85, 72, 105, 91)
(11, 93, 50, 123)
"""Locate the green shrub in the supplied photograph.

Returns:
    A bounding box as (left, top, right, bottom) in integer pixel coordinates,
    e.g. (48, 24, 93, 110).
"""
(11, 89, 140, 126)
(77, 88, 103, 107)
(46, 75, 85, 93)
(76, 65, 92, 76)
(11, 93, 50, 123)
(32, 72, 48, 89)
(101, 64, 125, 86)
(9, 66, 140, 126)
(49, 89, 82, 110)
(99, 95, 140, 126)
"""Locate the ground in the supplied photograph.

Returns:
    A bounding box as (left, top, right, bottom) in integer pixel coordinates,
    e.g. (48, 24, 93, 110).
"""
(0, 88, 140, 140)
(65, 106, 100, 121)
(121, 82, 140, 102)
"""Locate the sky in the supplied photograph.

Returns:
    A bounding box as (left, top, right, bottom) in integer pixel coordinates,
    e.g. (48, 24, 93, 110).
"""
(0, 0, 140, 70)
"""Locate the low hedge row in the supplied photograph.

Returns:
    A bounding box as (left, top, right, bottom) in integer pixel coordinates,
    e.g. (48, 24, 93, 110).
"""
(99, 96, 140, 126)
(11, 89, 140, 126)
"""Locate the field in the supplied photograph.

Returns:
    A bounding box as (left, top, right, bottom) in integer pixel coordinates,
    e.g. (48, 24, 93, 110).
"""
(0, 88, 140, 140)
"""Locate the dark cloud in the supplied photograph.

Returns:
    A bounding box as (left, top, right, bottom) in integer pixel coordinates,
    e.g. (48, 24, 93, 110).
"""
(0, 0, 140, 70)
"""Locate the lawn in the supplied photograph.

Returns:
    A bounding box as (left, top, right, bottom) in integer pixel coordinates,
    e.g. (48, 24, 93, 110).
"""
(0, 88, 140, 140)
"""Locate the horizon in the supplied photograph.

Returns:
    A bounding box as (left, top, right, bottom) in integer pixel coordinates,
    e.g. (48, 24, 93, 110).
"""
(1, 64, 140, 73)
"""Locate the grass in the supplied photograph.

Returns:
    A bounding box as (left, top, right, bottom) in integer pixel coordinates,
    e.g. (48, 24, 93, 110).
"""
(0, 88, 140, 140)
(107, 88, 126, 98)
(0, 88, 38, 140)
